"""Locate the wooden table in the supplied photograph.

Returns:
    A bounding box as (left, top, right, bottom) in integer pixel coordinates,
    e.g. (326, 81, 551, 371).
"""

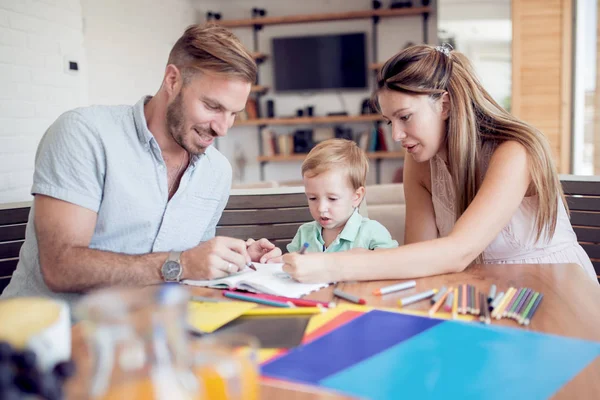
(68, 263, 600, 399)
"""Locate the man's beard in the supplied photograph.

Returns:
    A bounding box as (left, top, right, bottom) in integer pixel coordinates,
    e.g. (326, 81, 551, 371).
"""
(166, 92, 215, 156)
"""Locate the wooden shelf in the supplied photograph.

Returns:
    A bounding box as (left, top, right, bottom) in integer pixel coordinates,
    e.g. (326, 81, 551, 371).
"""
(218, 7, 431, 28)
(258, 151, 404, 163)
(235, 114, 383, 127)
(250, 52, 268, 63)
(369, 62, 385, 70)
(250, 85, 269, 94)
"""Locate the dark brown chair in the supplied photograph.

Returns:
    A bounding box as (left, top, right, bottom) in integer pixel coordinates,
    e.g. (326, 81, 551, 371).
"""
(561, 175, 600, 282)
(216, 187, 313, 253)
(0, 202, 31, 294)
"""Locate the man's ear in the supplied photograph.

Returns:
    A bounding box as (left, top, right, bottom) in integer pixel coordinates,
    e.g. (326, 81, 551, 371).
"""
(163, 64, 182, 97)
(353, 186, 366, 208)
(440, 92, 450, 120)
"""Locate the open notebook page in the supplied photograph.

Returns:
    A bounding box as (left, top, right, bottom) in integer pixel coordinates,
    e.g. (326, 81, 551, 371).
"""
(182, 263, 330, 298)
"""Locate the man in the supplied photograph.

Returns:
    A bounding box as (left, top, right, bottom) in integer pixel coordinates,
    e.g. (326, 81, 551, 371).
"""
(2, 24, 281, 303)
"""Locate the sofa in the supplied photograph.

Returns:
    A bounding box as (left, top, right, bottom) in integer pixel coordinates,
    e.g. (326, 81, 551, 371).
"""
(365, 183, 406, 245)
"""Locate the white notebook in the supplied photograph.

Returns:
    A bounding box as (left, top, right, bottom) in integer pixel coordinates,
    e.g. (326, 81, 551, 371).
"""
(182, 263, 329, 299)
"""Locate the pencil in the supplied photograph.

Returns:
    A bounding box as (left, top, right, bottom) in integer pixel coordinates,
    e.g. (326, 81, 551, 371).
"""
(511, 288, 532, 319)
(489, 291, 505, 312)
(190, 295, 224, 303)
(492, 287, 514, 319)
(505, 288, 525, 318)
(523, 293, 543, 326)
(452, 287, 458, 319)
(230, 291, 335, 308)
(299, 242, 309, 255)
(223, 291, 293, 307)
(480, 292, 491, 324)
(488, 284, 497, 304)
(474, 286, 480, 315)
(398, 289, 438, 308)
(333, 289, 366, 305)
(430, 286, 448, 304)
(428, 289, 449, 316)
(461, 284, 467, 314)
(518, 292, 539, 324)
(373, 280, 416, 296)
(245, 262, 257, 271)
(442, 286, 454, 312)
(243, 307, 325, 316)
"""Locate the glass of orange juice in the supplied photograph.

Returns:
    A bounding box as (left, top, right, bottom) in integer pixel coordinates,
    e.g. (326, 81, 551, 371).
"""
(190, 332, 259, 400)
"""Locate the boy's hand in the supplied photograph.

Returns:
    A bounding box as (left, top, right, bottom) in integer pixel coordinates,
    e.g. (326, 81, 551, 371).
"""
(245, 238, 282, 264)
(282, 252, 334, 283)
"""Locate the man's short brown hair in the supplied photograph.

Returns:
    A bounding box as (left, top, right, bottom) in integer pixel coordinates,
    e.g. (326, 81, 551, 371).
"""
(168, 24, 257, 84)
(301, 139, 369, 190)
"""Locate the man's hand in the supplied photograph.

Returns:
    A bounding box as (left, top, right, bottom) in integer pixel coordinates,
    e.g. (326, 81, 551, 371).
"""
(245, 238, 282, 264)
(181, 236, 251, 280)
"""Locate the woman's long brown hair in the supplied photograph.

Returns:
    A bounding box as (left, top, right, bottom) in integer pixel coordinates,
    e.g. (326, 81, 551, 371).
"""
(373, 45, 565, 243)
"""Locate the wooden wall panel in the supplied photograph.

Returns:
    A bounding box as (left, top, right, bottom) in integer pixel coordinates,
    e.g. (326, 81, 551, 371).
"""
(512, 0, 573, 173)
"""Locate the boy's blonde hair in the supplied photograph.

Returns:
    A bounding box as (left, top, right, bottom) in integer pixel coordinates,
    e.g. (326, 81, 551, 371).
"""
(302, 139, 369, 190)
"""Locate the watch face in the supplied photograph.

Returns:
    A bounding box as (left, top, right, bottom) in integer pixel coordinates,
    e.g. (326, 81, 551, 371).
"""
(162, 260, 181, 281)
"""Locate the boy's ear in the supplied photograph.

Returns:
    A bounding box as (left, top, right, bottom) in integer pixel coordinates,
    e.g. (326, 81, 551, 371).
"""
(353, 186, 366, 208)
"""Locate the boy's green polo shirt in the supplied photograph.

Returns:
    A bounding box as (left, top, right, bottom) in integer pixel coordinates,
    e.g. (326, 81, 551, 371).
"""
(287, 210, 398, 253)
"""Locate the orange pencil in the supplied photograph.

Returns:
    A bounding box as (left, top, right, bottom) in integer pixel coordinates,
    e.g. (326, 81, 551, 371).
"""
(428, 287, 450, 316)
(461, 284, 467, 314)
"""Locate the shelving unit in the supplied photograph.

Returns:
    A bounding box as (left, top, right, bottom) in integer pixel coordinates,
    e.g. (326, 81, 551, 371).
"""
(218, 3, 431, 183)
(235, 115, 383, 127)
(218, 7, 431, 28)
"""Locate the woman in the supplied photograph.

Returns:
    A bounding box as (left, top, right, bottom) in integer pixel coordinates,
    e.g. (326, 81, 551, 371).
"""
(280, 44, 596, 283)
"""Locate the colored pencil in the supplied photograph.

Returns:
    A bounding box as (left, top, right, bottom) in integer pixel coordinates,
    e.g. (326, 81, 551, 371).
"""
(499, 287, 518, 319)
(428, 288, 449, 316)
(472, 285, 478, 314)
(505, 288, 525, 318)
(523, 293, 543, 326)
(518, 292, 539, 324)
(511, 288, 532, 319)
(298, 242, 309, 255)
(333, 289, 366, 305)
(492, 287, 515, 319)
(373, 280, 416, 296)
(229, 291, 335, 308)
(245, 262, 257, 271)
(243, 307, 325, 316)
(190, 295, 224, 303)
(474, 286, 480, 315)
(490, 291, 505, 311)
(480, 292, 491, 324)
(398, 289, 438, 308)
(223, 291, 293, 307)
(488, 284, 497, 304)
(431, 286, 448, 304)
(466, 285, 471, 314)
(461, 284, 467, 314)
(443, 287, 454, 312)
(452, 287, 458, 320)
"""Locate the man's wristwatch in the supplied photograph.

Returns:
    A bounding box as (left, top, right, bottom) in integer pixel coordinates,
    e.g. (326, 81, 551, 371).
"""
(161, 251, 183, 282)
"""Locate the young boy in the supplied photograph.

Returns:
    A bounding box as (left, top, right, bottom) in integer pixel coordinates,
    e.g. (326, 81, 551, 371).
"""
(286, 138, 398, 254)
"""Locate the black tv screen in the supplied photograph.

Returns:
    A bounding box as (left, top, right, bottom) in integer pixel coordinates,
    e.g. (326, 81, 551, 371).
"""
(272, 32, 367, 92)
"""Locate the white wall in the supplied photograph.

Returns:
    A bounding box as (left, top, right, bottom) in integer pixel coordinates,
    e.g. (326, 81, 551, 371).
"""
(81, 0, 199, 105)
(0, 0, 87, 203)
(197, 0, 437, 185)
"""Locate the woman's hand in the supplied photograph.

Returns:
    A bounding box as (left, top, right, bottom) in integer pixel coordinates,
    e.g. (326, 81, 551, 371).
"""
(282, 252, 337, 283)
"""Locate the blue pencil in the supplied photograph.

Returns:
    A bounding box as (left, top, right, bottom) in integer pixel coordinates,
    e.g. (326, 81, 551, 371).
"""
(223, 291, 293, 307)
(299, 242, 309, 254)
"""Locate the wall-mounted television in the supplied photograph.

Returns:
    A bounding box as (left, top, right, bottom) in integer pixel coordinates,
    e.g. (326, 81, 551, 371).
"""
(272, 32, 367, 92)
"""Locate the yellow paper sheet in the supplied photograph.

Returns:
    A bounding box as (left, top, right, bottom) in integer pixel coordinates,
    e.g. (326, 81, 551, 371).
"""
(188, 301, 257, 333)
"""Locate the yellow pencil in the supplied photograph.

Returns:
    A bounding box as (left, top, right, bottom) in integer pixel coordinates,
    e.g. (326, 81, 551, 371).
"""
(492, 287, 515, 320)
(491, 287, 511, 319)
(452, 287, 458, 320)
(242, 307, 325, 316)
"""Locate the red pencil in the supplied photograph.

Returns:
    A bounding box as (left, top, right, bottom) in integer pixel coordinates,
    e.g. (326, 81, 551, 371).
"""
(227, 290, 335, 308)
